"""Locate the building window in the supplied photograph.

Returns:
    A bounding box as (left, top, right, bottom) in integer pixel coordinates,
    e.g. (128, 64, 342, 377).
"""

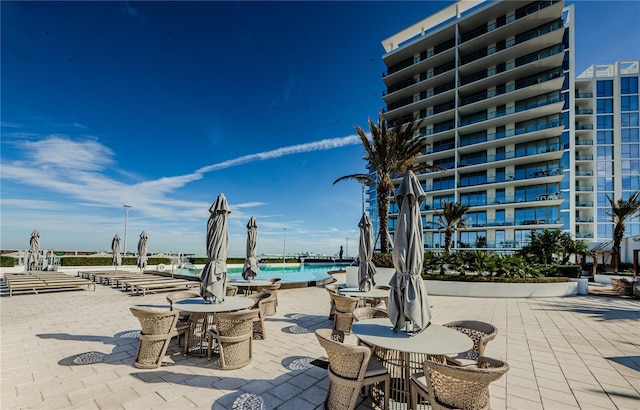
(621, 95, 639, 111)
(621, 77, 639, 94)
(621, 113, 639, 127)
(622, 143, 640, 159)
(597, 146, 614, 160)
(597, 115, 614, 129)
(597, 130, 613, 144)
(597, 80, 613, 97)
(622, 128, 639, 142)
(597, 98, 613, 113)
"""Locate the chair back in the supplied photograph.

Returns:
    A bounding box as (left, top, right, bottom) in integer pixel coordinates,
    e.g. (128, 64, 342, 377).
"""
(129, 307, 180, 369)
(267, 277, 282, 284)
(422, 357, 509, 410)
(130, 307, 179, 335)
(225, 284, 239, 296)
(443, 320, 497, 357)
(214, 309, 259, 370)
(165, 291, 200, 311)
(315, 328, 371, 410)
(331, 293, 358, 313)
(353, 307, 388, 322)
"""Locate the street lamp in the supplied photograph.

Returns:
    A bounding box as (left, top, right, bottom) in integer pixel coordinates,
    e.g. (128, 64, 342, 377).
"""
(346, 237, 349, 258)
(283, 228, 286, 264)
(123, 205, 132, 257)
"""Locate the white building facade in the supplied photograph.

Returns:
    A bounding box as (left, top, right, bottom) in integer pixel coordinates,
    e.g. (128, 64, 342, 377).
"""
(377, 0, 574, 250)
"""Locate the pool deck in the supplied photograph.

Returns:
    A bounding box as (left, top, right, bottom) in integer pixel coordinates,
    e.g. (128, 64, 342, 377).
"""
(1, 272, 639, 409)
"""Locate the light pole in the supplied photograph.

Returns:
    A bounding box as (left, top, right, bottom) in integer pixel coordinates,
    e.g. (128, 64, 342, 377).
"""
(123, 205, 132, 257)
(346, 237, 349, 258)
(283, 228, 286, 264)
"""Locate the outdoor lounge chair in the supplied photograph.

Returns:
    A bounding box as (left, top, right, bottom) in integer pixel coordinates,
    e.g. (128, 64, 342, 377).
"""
(130, 307, 179, 369)
(443, 320, 498, 367)
(330, 293, 358, 334)
(315, 328, 390, 410)
(410, 356, 509, 410)
(207, 309, 259, 369)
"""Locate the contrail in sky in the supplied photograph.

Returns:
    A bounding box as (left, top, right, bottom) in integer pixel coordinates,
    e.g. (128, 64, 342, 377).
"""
(197, 135, 361, 174)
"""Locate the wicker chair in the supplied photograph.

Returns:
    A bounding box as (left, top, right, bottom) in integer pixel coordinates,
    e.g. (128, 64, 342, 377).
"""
(330, 293, 358, 333)
(443, 321, 497, 366)
(325, 284, 340, 320)
(266, 278, 282, 306)
(181, 312, 208, 355)
(130, 307, 179, 369)
(258, 282, 281, 311)
(247, 292, 272, 340)
(207, 309, 259, 369)
(165, 290, 200, 345)
(226, 284, 239, 296)
(249, 291, 277, 317)
(352, 307, 388, 322)
(410, 356, 509, 410)
(315, 328, 390, 410)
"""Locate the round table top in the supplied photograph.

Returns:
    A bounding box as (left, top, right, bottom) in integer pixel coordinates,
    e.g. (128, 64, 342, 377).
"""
(229, 279, 272, 287)
(351, 318, 473, 356)
(174, 296, 254, 313)
(338, 287, 389, 298)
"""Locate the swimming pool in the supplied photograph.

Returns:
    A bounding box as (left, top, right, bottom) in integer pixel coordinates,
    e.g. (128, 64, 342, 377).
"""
(166, 263, 342, 284)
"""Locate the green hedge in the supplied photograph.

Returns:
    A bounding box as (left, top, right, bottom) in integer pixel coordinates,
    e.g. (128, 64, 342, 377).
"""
(1, 256, 15, 268)
(422, 274, 569, 283)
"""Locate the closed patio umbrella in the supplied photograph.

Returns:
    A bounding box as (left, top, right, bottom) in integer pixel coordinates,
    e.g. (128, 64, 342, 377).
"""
(137, 231, 148, 278)
(358, 213, 377, 291)
(242, 216, 258, 281)
(200, 193, 230, 303)
(26, 229, 40, 271)
(388, 171, 432, 334)
(111, 234, 122, 274)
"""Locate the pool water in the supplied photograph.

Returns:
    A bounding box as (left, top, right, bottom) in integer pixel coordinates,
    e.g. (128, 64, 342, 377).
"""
(167, 264, 342, 284)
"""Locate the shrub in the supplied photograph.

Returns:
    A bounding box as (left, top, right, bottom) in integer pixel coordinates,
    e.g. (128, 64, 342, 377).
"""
(422, 274, 569, 283)
(1, 256, 15, 267)
(372, 253, 393, 268)
(58, 256, 171, 266)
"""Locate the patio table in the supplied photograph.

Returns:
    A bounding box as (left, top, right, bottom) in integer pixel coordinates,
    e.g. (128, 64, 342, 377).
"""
(352, 317, 473, 409)
(175, 297, 254, 356)
(338, 287, 389, 307)
(229, 279, 272, 295)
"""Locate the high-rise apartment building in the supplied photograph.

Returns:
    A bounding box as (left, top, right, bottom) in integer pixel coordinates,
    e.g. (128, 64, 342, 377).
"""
(376, 0, 575, 250)
(574, 61, 640, 242)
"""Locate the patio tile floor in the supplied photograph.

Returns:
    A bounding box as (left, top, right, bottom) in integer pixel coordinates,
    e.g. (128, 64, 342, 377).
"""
(1, 272, 638, 409)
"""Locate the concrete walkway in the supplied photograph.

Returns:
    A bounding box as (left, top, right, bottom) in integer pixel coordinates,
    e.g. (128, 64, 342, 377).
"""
(1, 273, 638, 409)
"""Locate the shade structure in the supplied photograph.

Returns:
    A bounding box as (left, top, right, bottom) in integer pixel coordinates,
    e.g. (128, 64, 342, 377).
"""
(137, 231, 148, 278)
(388, 171, 432, 334)
(111, 234, 122, 274)
(200, 193, 230, 303)
(26, 229, 40, 271)
(242, 216, 258, 281)
(358, 213, 377, 291)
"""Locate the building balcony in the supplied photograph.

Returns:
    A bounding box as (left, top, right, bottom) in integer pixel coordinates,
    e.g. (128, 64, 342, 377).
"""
(575, 109, 594, 115)
(575, 170, 594, 177)
(576, 232, 595, 239)
(575, 92, 593, 99)
(576, 155, 594, 161)
(575, 139, 593, 145)
(575, 186, 594, 191)
(576, 201, 594, 207)
(457, 144, 561, 169)
(575, 124, 594, 130)
(576, 217, 594, 223)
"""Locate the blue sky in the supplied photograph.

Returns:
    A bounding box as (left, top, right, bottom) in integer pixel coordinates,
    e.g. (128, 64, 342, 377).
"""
(1, 1, 639, 257)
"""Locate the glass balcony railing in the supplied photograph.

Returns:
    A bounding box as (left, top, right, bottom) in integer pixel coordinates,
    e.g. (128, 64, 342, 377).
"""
(457, 168, 563, 188)
(576, 155, 594, 160)
(576, 232, 595, 238)
(576, 124, 594, 130)
(576, 201, 594, 207)
(576, 217, 594, 222)
(575, 109, 594, 115)
(458, 144, 560, 167)
(459, 119, 561, 147)
(575, 186, 594, 191)
(575, 93, 593, 98)
(575, 170, 594, 176)
(575, 140, 593, 145)
(459, 93, 561, 127)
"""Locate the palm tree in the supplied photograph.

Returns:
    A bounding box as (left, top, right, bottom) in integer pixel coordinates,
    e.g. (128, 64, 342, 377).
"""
(606, 190, 640, 271)
(432, 201, 470, 253)
(334, 110, 442, 253)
